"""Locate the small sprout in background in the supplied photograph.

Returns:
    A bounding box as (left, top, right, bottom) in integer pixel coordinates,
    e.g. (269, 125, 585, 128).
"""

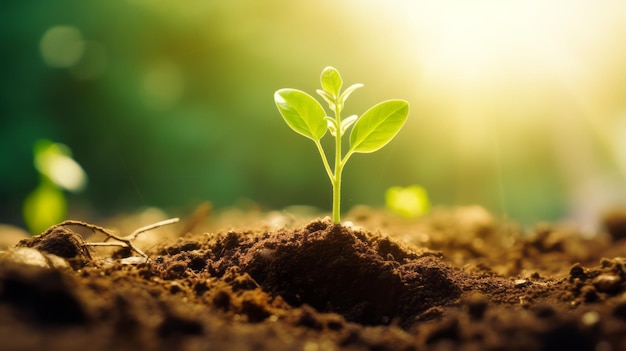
(22, 182, 66, 236)
(385, 185, 431, 219)
(23, 139, 88, 234)
(33, 139, 87, 192)
(275, 66, 409, 223)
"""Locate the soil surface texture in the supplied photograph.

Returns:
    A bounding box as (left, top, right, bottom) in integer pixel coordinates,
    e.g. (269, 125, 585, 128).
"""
(2, 206, 626, 351)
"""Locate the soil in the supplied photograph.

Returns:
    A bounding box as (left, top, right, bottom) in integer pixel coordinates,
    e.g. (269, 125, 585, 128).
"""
(2, 206, 626, 351)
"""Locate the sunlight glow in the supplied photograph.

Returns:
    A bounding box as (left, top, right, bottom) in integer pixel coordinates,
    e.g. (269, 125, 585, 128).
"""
(410, 1, 611, 88)
(337, 0, 626, 220)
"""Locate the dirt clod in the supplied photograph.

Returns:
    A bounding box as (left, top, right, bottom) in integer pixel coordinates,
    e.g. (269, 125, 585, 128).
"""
(602, 209, 626, 240)
(17, 227, 93, 269)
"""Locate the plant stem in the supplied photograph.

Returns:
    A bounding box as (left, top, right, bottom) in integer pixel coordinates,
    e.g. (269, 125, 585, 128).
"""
(332, 102, 342, 223)
(315, 140, 333, 183)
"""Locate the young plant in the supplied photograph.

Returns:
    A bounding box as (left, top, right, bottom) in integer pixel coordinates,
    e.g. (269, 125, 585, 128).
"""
(274, 66, 409, 223)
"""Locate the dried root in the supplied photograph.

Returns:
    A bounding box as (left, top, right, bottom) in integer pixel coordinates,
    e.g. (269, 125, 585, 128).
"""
(41, 218, 180, 258)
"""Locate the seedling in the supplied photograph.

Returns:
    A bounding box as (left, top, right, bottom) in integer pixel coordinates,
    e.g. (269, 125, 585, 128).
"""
(274, 66, 409, 223)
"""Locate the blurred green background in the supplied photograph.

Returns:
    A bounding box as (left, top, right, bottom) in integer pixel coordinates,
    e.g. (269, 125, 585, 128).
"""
(2, 0, 626, 229)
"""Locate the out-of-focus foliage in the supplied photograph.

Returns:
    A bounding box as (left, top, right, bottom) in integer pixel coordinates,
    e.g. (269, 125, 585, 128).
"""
(33, 140, 86, 193)
(23, 181, 66, 235)
(22, 140, 87, 234)
(2, 0, 626, 229)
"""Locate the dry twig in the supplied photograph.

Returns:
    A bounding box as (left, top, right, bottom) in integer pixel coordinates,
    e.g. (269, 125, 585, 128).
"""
(43, 218, 180, 258)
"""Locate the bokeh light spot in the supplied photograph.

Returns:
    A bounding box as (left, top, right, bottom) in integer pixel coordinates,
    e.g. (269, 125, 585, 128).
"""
(39, 25, 85, 68)
(385, 185, 431, 218)
(34, 140, 87, 192)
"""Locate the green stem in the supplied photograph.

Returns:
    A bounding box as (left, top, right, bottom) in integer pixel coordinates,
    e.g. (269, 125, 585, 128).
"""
(314, 140, 333, 183)
(340, 150, 353, 169)
(332, 103, 342, 223)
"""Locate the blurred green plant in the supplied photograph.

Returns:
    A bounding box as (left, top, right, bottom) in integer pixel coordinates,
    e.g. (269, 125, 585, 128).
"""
(22, 140, 87, 234)
(275, 66, 409, 223)
(385, 185, 431, 219)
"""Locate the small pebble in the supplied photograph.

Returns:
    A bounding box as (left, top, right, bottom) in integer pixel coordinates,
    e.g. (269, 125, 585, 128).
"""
(593, 274, 622, 294)
(0, 247, 69, 269)
(569, 263, 587, 280)
(120, 256, 148, 265)
(515, 279, 531, 288)
(602, 209, 626, 241)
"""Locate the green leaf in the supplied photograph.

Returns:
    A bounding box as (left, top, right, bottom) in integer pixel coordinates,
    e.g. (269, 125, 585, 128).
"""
(23, 181, 67, 234)
(339, 115, 358, 136)
(320, 66, 342, 98)
(349, 100, 409, 153)
(338, 83, 363, 107)
(316, 89, 336, 110)
(275, 88, 327, 141)
(325, 116, 338, 137)
(34, 139, 87, 192)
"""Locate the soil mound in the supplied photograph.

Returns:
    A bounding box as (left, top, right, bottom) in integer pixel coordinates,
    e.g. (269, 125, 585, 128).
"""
(153, 219, 460, 326)
(238, 220, 460, 325)
(17, 226, 93, 269)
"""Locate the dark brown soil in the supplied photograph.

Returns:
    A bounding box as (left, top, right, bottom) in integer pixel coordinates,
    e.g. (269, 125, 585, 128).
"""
(2, 206, 626, 351)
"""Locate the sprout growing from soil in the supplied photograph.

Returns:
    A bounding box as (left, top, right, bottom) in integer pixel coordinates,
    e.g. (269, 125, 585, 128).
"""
(275, 66, 409, 223)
